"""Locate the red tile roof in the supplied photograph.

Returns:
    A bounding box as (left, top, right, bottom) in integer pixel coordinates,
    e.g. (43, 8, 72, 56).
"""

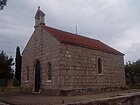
(42, 25, 124, 55)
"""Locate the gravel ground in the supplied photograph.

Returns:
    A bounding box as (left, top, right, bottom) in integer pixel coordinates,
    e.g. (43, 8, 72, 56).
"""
(0, 89, 140, 105)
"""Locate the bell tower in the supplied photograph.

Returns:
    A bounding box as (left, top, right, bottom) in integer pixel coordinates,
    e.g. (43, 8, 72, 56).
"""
(34, 6, 45, 28)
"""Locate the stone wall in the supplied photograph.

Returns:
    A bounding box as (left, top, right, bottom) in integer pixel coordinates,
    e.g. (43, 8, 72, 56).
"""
(21, 25, 126, 95)
(66, 93, 140, 105)
(57, 43, 126, 90)
(21, 25, 61, 91)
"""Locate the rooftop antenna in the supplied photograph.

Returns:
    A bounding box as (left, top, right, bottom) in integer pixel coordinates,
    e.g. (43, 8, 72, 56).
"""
(76, 25, 77, 34)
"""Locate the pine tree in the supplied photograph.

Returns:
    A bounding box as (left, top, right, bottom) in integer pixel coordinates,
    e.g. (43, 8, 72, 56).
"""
(15, 46, 22, 84)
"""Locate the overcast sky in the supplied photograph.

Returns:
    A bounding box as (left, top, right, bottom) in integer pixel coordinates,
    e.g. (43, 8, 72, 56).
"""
(0, 0, 140, 63)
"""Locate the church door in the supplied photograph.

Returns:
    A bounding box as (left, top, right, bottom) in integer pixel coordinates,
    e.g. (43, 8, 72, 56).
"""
(35, 60, 41, 92)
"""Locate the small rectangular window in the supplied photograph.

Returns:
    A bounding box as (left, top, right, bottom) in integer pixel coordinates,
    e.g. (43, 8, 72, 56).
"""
(98, 57, 102, 74)
(48, 62, 52, 80)
(27, 66, 29, 81)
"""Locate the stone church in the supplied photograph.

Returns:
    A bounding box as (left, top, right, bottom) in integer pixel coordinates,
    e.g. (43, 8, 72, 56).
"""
(21, 7, 126, 95)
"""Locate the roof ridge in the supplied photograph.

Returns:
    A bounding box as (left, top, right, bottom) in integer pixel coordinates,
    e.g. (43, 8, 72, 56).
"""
(45, 25, 99, 42)
(41, 25, 124, 56)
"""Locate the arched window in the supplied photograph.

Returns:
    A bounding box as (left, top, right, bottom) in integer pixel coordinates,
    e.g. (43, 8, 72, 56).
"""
(97, 57, 102, 74)
(48, 62, 52, 80)
(26, 66, 29, 81)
